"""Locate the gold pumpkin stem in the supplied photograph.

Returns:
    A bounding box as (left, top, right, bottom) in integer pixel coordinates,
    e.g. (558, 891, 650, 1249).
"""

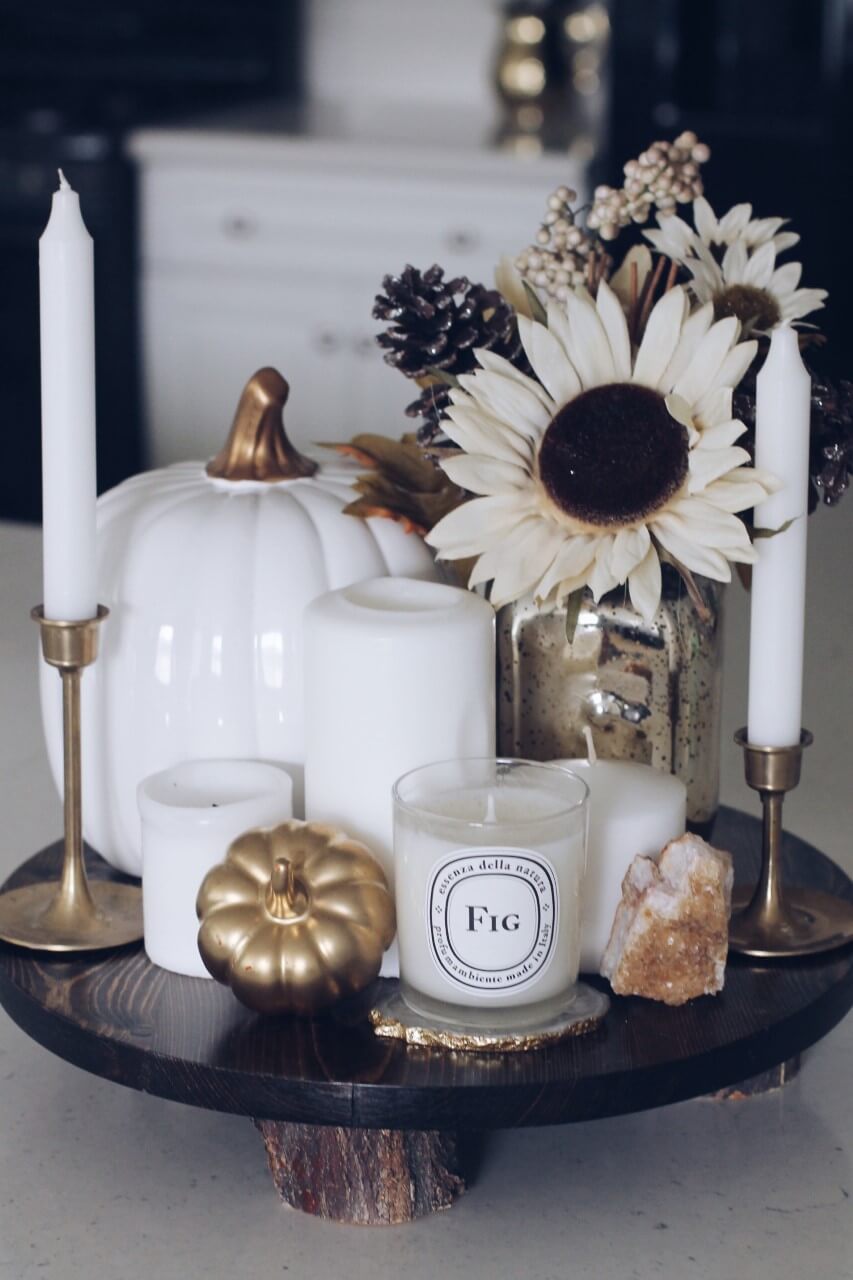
(266, 857, 304, 920)
(206, 367, 318, 483)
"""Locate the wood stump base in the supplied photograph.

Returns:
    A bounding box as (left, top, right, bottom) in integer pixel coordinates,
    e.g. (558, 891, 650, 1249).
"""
(255, 1120, 466, 1225)
(255, 1056, 804, 1225)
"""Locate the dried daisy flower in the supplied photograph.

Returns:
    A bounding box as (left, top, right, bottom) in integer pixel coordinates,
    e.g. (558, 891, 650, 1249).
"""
(645, 195, 800, 266)
(588, 131, 710, 241)
(645, 199, 827, 332)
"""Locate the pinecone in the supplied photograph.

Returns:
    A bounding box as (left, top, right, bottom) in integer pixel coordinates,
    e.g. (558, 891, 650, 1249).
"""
(810, 376, 853, 506)
(374, 264, 526, 434)
(734, 369, 853, 510)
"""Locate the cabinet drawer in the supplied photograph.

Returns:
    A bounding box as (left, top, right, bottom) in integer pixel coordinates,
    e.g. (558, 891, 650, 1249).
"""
(140, 163, 583, 278)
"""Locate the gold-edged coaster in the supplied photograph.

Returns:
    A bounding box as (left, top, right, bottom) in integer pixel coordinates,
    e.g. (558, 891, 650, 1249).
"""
(369, 982, 609, 1053)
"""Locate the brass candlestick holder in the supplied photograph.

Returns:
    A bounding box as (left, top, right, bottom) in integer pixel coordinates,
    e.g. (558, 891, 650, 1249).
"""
(729, 727, 853, 958)
(0, 606, 142, 951)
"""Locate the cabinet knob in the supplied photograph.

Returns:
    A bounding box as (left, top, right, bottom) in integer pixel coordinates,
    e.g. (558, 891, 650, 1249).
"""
(222, 214, 258, 240)
(444, 228, 481, 254)
(353, 335, 376, 359)
(314, 331, 341, 355)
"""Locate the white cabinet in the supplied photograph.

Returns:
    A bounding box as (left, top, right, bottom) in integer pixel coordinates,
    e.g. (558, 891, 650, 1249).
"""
(130, 121, 586, 466)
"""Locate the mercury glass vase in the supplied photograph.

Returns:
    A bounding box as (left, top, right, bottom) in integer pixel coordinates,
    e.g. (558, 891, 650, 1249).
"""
(497, 574, 724, 831)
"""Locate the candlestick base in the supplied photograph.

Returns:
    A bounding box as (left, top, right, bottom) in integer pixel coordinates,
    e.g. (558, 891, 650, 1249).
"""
(728, 884, 853, 958)
(729, 728, 853, 958)
(0, 879, 142, 952)
(0, 606, 142, 952)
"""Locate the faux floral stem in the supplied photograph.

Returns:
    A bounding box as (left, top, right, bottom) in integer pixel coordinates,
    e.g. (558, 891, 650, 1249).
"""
(636, 255, 668, 338)
(658, 550, 713, 625)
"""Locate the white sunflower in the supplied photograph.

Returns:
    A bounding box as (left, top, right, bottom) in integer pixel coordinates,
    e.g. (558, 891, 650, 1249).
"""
(425, 282, 776, 621)
(645, 198, 826, 331)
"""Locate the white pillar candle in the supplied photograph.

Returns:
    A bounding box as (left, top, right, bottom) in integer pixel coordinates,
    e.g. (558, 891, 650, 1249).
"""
(304, 578, 496, 883)
(39, 170, 98, 621)
(747, 325, 811, 746)
(554, 732, 686, 972)
(137, 760, 293, 977)
(393, 759, 588, 1026)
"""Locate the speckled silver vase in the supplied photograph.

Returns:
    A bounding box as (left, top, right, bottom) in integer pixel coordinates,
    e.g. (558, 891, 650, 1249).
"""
(497, 575, 724, 829)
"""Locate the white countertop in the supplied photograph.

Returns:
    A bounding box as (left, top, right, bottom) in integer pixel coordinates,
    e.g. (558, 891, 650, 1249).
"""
(0, 516, 850, 1278)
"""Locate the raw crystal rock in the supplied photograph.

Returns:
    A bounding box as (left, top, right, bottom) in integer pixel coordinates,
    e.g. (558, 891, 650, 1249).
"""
(600, 833, 733, 1006)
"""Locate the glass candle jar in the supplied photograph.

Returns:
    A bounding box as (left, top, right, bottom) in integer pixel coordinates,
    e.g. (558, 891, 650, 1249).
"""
(393, 758, 589, 1031)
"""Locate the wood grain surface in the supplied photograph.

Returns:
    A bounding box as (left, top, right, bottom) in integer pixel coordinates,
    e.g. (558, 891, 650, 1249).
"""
(256, 1122, 465, 1223)
(0, 808, 850, 1131)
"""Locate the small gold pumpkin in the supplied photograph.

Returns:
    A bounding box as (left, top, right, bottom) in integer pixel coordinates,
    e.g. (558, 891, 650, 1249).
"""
(196, 821, 395, 1016)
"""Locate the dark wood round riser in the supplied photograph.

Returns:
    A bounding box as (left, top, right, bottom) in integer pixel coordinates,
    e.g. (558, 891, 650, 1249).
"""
(0, 808, 851, 1223)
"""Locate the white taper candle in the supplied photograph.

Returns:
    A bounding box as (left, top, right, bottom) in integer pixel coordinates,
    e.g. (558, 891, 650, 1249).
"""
(39, 170, 98, 621)
(747, 325, 811, 747)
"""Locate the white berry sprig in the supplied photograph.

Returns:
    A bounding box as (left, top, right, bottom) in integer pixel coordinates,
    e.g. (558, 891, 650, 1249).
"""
(587, 131, 710, 241)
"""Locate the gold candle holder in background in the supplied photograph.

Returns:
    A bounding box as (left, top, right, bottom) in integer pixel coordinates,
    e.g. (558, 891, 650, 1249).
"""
(729, 727, 853, 957)
(0, 606, 142, 951)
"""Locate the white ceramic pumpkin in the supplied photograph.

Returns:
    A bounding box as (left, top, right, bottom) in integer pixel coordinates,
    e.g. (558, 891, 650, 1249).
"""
(40, 369, 438, 875)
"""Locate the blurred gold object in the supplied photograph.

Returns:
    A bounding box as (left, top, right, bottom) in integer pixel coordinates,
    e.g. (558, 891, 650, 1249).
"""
(206, 367, 318, 483)
(0, 606, 143, 951)
(197, 821, 395, 1016)
(729, 728, 853, 957)
(493, 2, 610, 152)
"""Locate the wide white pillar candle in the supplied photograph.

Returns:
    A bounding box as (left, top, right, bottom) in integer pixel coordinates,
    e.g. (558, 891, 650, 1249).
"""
(39, 171, 98, 621)
(138, 760, 293, 977)
(304, 578, 496, 883)
(393, 759, 588, 1025)
(747, 325, 811, 746)
(554, 738, 686, 972)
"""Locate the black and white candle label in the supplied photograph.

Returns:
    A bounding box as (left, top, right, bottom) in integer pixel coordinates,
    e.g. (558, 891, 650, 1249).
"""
(426, 848, 559, 995)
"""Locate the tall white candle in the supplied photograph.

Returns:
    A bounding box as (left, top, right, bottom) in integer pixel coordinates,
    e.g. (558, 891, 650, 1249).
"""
(554, 732, 686, 972)
(304, 578, 496, 884)
(39, 170, 98, 621)
(747, 325, 811, 746)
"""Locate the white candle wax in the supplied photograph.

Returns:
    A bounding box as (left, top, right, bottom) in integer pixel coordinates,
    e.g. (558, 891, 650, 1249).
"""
(394, 761, 588, 1020)
(137, 760, 293, 977)
(39, 171, 98, 621)
(553, 752, 686, 972)
(747, 325, 811, 746)
(304, 578, 496, 883)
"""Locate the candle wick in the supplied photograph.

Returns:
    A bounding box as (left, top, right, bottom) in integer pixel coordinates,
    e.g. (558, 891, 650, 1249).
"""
(57, 168, 71, 192)
(583, 724, 597, 765)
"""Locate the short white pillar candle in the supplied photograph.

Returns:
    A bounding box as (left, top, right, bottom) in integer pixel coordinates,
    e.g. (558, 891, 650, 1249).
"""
(304, 577, 496, 885)
(393, 759, 588, 1029)
(554, 733, 686, 972)
(138, 760, 293, 977)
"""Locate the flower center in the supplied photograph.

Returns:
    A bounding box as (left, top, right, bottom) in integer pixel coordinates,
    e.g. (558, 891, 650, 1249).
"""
(713, 283, 781, 330)
(538, 383, 689, 527)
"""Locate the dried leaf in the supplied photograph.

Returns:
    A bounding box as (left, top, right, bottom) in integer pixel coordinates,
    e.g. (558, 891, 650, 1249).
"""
(425, 366, 461, 389)
(321, 433, 468, 535)
(522, 280, 548, 325)
(751, 518, 796, 539)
